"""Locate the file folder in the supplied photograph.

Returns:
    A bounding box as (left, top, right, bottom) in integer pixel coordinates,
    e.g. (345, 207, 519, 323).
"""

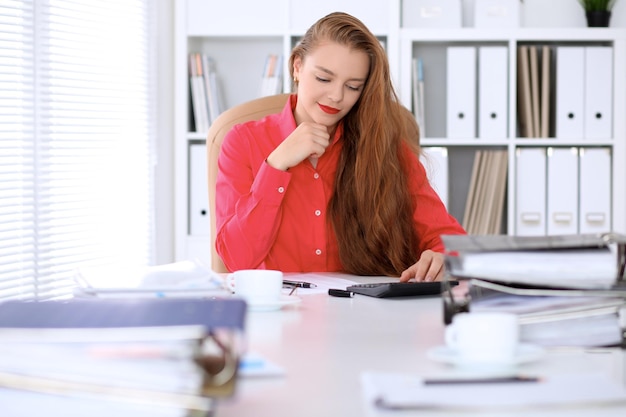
(555, 47, 584, 139)
(539, 45, 551, 138)
(0, 298, 247, 331)
(579, 147, 611, 234)
(547, 147, 578, 235)
(515, 148, 546, 236)
(0, 298, 248, 399)
(529, 46, 541, 139)
(420, 147, 449, 208)
(584, 46, 613, 139)
(446, 47, 476, 138)
(478, 46, 508, 138)
(189, 143, 210, 236)
(516, 45, 533, 137)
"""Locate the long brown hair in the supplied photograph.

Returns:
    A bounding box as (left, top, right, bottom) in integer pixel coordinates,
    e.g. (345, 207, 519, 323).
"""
(290, 12, 421, 276)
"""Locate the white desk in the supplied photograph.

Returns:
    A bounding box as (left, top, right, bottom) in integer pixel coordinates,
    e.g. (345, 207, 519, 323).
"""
(217, 281, 626, 417)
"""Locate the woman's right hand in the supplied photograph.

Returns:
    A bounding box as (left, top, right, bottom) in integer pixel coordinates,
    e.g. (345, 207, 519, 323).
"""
(266, 122, 330, 171)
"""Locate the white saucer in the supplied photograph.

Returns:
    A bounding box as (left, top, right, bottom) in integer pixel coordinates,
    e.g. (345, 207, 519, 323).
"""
(427, 344, 545, 368)
(247, 295, 301, 312)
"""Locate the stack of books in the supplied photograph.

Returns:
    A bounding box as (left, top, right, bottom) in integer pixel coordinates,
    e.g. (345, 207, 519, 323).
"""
(442, 233, 626, 347)
(260, 54, 283, 97)
(0, 298, 246, 414)
(188, 53, 224, 132)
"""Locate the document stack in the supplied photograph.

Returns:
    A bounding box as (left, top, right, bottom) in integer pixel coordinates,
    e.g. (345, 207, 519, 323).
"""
(441, 233, 626, 348)
(0, 298, 247, 416)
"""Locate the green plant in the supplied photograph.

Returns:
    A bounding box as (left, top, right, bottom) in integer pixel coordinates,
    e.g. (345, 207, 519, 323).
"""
(577, 0, 618, 11)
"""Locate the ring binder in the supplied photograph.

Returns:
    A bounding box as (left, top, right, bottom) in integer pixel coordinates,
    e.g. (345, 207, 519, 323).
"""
(441, 233, 626, 347)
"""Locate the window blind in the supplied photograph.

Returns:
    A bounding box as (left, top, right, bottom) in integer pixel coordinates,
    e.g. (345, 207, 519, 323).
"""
(0, 0, 156, 300)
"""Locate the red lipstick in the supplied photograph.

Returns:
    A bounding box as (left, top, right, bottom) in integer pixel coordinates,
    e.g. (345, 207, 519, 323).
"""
(319, 103, 340, 115)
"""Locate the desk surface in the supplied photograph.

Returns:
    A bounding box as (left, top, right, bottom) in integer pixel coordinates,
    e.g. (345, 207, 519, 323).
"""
(217, 277, 626, 417)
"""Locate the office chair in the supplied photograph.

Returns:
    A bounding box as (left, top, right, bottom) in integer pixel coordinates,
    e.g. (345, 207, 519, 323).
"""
(207, 93, 419, 273)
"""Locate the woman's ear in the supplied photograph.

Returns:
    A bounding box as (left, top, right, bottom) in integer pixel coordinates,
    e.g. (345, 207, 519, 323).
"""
(292, 56, 302, 81)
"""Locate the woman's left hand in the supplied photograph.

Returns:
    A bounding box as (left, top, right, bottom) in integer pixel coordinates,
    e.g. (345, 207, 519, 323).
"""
(399, 250, 445, 282)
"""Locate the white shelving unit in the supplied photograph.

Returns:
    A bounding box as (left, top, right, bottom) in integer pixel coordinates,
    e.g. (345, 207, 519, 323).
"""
(399, 28, 626, 236)
(174, 0, 626, 267)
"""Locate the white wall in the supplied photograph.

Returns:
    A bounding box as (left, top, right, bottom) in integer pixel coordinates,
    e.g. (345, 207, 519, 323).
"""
(522, 0, 626, 27)
(461, 0, 626, 27)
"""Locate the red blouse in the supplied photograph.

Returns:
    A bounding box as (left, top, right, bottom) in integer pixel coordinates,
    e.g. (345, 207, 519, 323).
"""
(215, 95, 465, 272)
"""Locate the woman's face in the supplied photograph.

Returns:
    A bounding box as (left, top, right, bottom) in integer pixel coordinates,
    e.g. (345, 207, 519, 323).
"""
(292, 41, 369, 132)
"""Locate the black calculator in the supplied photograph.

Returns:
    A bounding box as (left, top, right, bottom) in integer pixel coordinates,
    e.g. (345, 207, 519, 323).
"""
(346, 281, 457, 298)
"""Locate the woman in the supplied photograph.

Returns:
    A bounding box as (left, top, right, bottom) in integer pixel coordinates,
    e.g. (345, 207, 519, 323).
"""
(216, 12, 465, 281)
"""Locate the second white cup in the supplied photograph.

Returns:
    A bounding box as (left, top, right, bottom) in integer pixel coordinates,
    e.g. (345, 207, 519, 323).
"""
(228, 269, 283, 305)
(445, 312, 519, 364)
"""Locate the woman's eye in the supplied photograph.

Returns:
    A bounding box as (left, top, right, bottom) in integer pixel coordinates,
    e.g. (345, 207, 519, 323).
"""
(347, 85, 361, 91)
(315, 77, 329, 83)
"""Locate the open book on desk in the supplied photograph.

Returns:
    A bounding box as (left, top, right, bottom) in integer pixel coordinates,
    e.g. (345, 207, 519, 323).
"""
(442, 233, 626, 289)
(0, 298, 247, 412)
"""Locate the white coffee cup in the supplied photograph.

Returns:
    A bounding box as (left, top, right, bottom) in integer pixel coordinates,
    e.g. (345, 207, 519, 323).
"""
(227, 269, 283, 305)
(445, 312, 519, 363)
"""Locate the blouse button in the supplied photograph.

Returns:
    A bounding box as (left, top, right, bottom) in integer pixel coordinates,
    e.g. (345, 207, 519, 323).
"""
(314, 210, 321, 216)
(315, 249, 322, 256)
(277, 186, 285, 193)
(313, 173, 320, 179)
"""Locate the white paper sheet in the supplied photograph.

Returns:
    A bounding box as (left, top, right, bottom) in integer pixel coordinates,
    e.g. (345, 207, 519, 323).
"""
(361, 371, 626, 410)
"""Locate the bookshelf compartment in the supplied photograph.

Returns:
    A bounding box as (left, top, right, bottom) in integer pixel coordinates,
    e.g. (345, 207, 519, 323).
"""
(188, 36, 284, 125)
(409, 40, 509, 139)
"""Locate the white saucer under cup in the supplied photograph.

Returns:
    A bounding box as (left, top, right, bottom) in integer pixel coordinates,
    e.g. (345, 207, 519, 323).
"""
(229, 269, 283, 306)
(445, 312, 519, 364)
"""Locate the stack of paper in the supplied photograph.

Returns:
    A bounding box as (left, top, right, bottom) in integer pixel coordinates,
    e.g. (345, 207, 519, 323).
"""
(73, 259, 228, 298)
(0, 298, 247, 412)
(361, 371, 626, 410)
(442, 233, 626, 347)
(468, 279, 626, 347)
(443, 233, 626, 289)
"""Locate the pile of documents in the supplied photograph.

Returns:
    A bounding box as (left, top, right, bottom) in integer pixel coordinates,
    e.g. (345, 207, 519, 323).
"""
(442, 233, 626, 347)
(0, 298, 247, 414)
(73, 259, 228, 298)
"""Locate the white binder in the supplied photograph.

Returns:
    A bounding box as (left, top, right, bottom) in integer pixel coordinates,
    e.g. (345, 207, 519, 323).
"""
(579, 147, 612, 234)
(447, 47, 476, 138)
(546, 147, 579, 235)
(478, 46, 508, 139)
(555, 47, 584, 139)
(189, 143, 210, 236)
(420, 147, 449, 208)
(584, 46, 613, 139)
(515, 148, 546, 236)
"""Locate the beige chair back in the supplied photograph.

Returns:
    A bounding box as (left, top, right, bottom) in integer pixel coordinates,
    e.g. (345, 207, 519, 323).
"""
(207, 94, 290, 272)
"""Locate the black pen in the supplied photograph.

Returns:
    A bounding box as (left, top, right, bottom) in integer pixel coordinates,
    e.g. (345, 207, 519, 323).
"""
(283, 279, 317, 288)
(424, 376, 540, 385)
